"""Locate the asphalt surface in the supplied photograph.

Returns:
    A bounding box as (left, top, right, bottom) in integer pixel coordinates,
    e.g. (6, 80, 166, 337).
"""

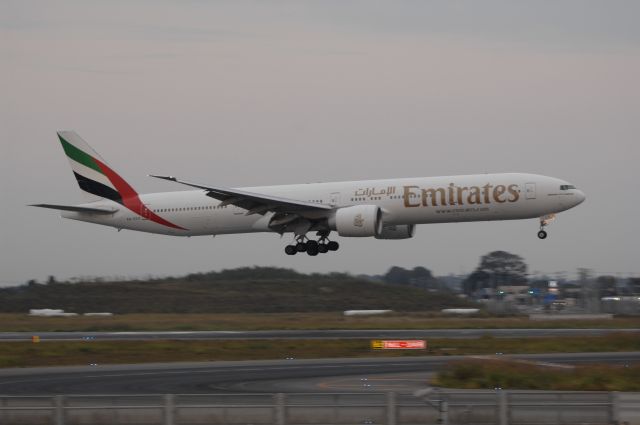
(1, 328, 638, 341)
(0, 352, 638, 395)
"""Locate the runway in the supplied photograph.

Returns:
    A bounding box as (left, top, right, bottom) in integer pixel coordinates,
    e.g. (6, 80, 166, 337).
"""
(0, 352, 638, 395)
(1, 328, 638, 341)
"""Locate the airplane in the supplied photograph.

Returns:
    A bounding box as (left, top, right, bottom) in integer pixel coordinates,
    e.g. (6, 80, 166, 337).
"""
(32, 131, 586, 256)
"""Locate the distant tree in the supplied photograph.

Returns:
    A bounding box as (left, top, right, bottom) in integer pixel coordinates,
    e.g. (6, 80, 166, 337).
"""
(384, 266, 411, 285)
(412, 267, 432, 280)
(47, 275, 57, 285)
(409, 267, 439, 290)
(479, 251, 528, 286)
(596, 275, 617, 298)
(462, 270, 490, 295)
(0, 268, 476, 313)
(184, 267, 305, 282)
(463, 251, 528, 296)
(384, 266, 440, 290)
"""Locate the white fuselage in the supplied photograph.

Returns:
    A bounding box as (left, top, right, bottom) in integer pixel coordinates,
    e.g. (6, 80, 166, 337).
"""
(61, 173, 585, 237)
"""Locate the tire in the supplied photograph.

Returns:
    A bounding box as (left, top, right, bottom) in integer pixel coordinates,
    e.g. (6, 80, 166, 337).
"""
(318, 244, 329, 253)
(537, 230, 547, 239)
(284, 245, 297, 255)
(327, 241, 339, 251)
(307, 245, 319, 256)
(296, 242, 307, 252)
(306, 240, 319, 250)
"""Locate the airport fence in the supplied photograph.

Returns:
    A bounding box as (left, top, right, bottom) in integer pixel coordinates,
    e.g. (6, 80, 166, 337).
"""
(1, 390, 639, 425)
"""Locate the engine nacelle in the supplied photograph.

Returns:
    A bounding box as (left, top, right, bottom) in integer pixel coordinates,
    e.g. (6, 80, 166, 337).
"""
(375, 224, 416, 240)
(332, 205, 383, 237)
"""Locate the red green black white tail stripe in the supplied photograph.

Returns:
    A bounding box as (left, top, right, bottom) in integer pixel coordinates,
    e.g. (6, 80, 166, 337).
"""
(58, 132, 122, 203)
(57, 131, 185, 230)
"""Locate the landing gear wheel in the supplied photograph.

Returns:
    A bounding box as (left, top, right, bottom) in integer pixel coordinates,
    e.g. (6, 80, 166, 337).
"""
(327, 241, 339, 251)
(284, 245, 297, 255)
(296, 242, 307, 252)
(306, 244, 319, 256)
(318, 244, 329, 253)
(537, 230, 547, 239)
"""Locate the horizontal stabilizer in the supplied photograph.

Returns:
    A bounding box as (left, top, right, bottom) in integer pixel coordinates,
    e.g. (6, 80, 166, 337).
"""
(30, 204, 118, 214)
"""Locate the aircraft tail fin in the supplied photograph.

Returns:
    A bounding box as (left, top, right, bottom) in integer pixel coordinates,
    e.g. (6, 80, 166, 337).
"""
(57, 131, 139, 204)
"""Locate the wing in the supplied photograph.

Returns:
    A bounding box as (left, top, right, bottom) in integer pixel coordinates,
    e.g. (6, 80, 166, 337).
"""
(30, 204, 118, 214)
(149, 175, 333, 216)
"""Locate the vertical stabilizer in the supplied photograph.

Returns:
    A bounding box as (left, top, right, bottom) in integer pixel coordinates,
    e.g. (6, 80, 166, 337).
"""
(55, 131, 185, 230)
(57, 131, 138, 204)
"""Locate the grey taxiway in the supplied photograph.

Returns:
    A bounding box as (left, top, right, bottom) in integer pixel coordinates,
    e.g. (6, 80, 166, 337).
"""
(0, 352, 638, 395)
(1, 328, 638, 341)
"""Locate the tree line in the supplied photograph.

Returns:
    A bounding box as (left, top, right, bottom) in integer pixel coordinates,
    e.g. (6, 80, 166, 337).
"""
(24, 252, 640, 300)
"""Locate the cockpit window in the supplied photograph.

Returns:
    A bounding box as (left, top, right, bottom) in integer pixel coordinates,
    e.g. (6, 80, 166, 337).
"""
(560, 185, 576, 190)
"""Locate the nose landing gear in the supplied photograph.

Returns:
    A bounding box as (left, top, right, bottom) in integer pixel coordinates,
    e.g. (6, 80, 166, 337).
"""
(537, 214, 556, 239)
(284, 232, 340, 256)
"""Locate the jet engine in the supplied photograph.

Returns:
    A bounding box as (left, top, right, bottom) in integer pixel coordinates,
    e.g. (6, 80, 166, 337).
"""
(331, 205, 383, 237)
(375, 224, 416, 239)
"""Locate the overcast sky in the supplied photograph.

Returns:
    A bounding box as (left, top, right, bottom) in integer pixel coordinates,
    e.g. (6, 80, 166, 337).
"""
(2, 1, 639, 285)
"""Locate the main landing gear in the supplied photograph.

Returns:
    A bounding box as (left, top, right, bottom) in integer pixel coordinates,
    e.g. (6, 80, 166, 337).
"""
(284, 233, 339, 256)
(537, 214, 556, 240)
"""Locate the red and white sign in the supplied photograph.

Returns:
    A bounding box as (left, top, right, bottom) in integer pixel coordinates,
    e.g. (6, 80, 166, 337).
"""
(372, 340, 427, 349)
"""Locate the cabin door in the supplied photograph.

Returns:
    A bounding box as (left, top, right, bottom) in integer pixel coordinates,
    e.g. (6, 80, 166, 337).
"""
(525, 183, 536, 200)
(330, 192, 340, 206)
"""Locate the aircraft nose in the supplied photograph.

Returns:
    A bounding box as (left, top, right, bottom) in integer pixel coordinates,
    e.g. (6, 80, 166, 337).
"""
(575, 190, 586, 205)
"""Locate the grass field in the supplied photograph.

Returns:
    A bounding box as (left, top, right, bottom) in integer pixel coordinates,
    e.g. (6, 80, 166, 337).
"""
(1, 333, 638, 368)
(1, 313, 639, 332)
(434, 359, 640, 391)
